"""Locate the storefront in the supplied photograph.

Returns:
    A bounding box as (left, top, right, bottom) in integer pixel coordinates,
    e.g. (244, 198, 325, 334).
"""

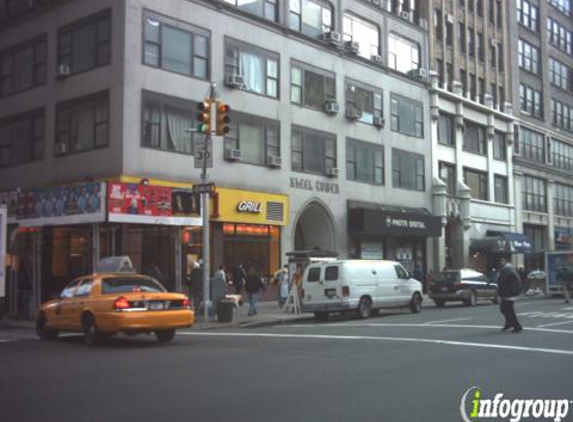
(210, 187, 288, 280)
(470, 231, 533, 273)
(347, 202, 442, 279)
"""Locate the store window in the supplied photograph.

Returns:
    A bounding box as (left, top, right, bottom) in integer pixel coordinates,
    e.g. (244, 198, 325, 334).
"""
(345, 80, 383, 125)
(291, 62, 335, 110)
(439, 161, 456, 195)
(392, 148, 425, 191)
(346, 138, 384, 185)
(463, 168, 488, 200)
(223, 0, 278, 22)
(291, 125, 336, 176)
(390, 94, 423, 138)
(523, 175, 547, 212)
(493, 132, 507, 160)
(0, 108, 44, 167)
(141, 91, 195, 155)
(388, 33, 420, 74)
(58, 10, 111, 75)
(143, 11, 210, 80)
(342, 14, 380, 60)
(494, 175, 508, 204)
(56, 91, 109, 156)
(0, 36, 46, 97)
(463, 121, 486, 155)
(551, 139, 573, 171)
(555, 183, 573, 217)
(225, 112, 280, 165)
(288, 0, 332, 38)
(519, 127, 545, 163)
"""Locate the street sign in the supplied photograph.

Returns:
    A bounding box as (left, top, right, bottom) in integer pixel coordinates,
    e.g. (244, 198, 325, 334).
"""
(192, 183, 216, 195)
(194, 138, 213, 169)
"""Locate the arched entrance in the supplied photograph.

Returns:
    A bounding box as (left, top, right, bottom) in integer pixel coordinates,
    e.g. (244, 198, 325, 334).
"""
(293, 201, 336, 251)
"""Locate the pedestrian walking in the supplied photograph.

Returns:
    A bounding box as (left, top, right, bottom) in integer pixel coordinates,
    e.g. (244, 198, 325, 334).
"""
(233, 263, 246, 295)
(245, 266, 265, 316)
(189, 261, 203, 313)
(277, 265, 289, 308)
(556, 264, 573, 304)
(211, 264, 228, 317)
(497, 257, 523, 333)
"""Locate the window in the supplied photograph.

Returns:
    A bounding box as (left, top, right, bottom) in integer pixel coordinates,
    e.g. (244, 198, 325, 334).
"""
(439, 161, 456, 195)
(60, 280, 81, 299)
(346, 139, 384, 185)
(496, 0, 502, 28)
(291, 125, 336, 175)
(225, 39, 278, 98)
(325, 266, 338, 281)
(0, 36, 46, 97)
(552, 139, 573, 171)
(74, 279, 94, 297)
(493, 132, 507, 160)
(343, 14, 379, 60)
(523, 175, 547, 212)
(142, 91, 195, 155)
(390, 94, 423, 138)
(548, 0, 571, 15)
(58, 10, 111, 75)
(1, 0, 49, 21)
(143, 11, 209, 80)
(476, 0, 483, 16)
(345, 80, 383, 125)
(519, 84, 543, 118)
(555, 183, 573, 217)
(519, 127, 545, 163)
(468, 28, 476, 58)
(463, 121, 486, 155)
(0, 109, 44, 167)
(289, 0, 332, 38)
(489, 0, 495, 23)
(551, 98, 573, 131)
(477, 32, 484, 61)
(307, 267, 321, 282)
(223, 0, 278, 22)
(392, 148, 425, 191)
(388, 33, 420, 74)
(517, 0, 539, 32)
(497, 43, 504, 71)
(434, 9, 443, 41)
(438, 113, 455, 146)
(225, 113, 280, 165)
(291, 62, 335, 110)
(518, 39, 540, 74)
(547, 18, 573, 56)
(56, 91, 109, 155)
(468, 0, 474, 12)
(460, 69, 467, 95)
(459, 23, 466, 53)
(102, 277, 165, 294)
(494, 175, 508, 204)
(549, 58, 572, 92)
(445, 19, 453, 46)
(463, 168, 488, 200)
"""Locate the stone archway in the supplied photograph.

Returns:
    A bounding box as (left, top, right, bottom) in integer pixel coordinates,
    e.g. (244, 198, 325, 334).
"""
(293, 200, 336, 251)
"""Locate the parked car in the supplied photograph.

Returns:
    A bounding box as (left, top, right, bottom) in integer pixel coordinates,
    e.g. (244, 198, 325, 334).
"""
(301, 259, 423, 320)
(429, 269, 498, 307)
(36, 273, 194, 345)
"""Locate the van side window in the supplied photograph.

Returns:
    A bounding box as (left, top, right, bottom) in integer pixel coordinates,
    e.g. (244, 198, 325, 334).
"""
(325, 266, 339, 281)
(307, 267, 321, 282)
(394, 265, 408, 279)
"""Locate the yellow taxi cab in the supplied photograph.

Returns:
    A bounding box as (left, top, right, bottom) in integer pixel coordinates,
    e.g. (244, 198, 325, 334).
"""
(36, 259, 194, 345)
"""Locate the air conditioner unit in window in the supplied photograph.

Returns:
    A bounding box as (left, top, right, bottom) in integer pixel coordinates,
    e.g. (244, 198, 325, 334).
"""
(446, 13, 455, 24)
(326, 167, 339, 178)
(345, 107, 363, 120)
(321, 31, 342, 45)
(55, 142, 67, 155)
(267, 155, 282, 168)
(407, 68, 428, 80)
(224, 148, 242, 161)
(371, 54, 383, 64)
(400, 10, 412, 21)
(324, 100, 340, 115)
(344, 41, 360, 54)
(225, 74, 244, 88)
(56, 64, 70, 79)
(373, 116, 385, 128)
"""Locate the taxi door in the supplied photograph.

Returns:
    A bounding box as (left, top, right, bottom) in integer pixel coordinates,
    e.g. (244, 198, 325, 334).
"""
(53, 279, 82, 330)
(67, 278, 94, 331)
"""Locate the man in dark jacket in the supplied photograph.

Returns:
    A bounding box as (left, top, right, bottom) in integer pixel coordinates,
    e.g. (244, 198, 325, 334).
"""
(233, 264, 246, 295)
(497, 257, 523, 332)
(245, 266, 265, 316)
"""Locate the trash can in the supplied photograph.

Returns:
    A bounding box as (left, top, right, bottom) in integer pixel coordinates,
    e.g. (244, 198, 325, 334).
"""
(217, 299, 235, 323)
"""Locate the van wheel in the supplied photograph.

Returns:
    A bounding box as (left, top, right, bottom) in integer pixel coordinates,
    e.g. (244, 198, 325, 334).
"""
(464, 291, 477, 307)
(410, 293, 422, 314)
(314, 312, 328, 321)
(356, 298, 372, 319)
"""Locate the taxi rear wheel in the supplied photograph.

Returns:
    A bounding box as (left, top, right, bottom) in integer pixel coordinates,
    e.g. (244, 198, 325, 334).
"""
(36, 314, 59, 340)
(82, 314, 102, 346)
(155, 329, 175, 343)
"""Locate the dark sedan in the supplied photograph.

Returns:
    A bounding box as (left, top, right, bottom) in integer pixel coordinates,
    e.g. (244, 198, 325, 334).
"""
(429, 269, 498, 307)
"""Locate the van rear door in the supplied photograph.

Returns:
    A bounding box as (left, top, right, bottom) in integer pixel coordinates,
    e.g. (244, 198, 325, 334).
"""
(302, 264, 342, 304)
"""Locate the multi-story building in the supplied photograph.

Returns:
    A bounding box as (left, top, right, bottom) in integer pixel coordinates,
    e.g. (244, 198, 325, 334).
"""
(425, 0, 521, 272)
(0, 0, 441, 317)
(508, 0, 573, 270)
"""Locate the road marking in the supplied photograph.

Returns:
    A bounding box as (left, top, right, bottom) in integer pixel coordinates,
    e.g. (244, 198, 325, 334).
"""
(424, 317, 471, 325)
(179, 332, 573, 356)
(536, 320, 573, 328)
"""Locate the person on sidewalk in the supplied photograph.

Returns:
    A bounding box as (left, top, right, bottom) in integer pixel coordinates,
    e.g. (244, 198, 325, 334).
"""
(189, 261, 203, 314)
(277, 265, 289, 308)
(557, 263, 573, 304)
(210, 264, 228, 316)
(245, 266, 265, 316)
(497, 257, 523, 333)
(233, 263, 246, 295)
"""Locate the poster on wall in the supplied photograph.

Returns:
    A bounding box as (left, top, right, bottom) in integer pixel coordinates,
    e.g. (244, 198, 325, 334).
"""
(17, 182, 106, 227)
(360, 242, 383, 260)
(107, 182, 202, 226)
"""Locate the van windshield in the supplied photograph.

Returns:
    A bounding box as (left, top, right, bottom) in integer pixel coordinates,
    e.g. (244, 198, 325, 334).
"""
(435, 272, 460, 283)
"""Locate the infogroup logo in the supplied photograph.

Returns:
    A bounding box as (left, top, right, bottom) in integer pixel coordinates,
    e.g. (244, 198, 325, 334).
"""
(460, 386, 571, 422)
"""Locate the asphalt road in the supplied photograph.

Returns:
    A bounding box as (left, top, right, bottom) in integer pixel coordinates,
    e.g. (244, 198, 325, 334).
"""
(1, 297, 573, 422)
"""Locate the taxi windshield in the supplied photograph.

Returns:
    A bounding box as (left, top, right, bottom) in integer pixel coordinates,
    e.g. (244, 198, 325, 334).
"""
(102, 277, 166, 294)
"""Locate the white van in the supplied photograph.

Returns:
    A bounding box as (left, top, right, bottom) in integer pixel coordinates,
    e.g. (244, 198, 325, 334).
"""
(301, 260, 423, 319)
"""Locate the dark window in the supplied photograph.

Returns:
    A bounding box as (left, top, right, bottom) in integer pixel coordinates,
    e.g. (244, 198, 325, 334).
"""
(493, 132, 506, 160)
(547, 18, 573, 56)
(463, 168, 488, 200)
(518, 39, 540, 74)
(225, 113, 280, 165)
(346, 138, 384, 185)
(0, 109, 44, 167)
(143, 11, 210, 80)
(438, 113, 455, 146)
(439, 161, 456, 195)
(390, 94, 423, 138)
(551, 98, 573, 131)
(58, 10, 111, 75)
(477, 32, 484, 61)
(223, 0, 278, 22)
(56, 91, 109, 156)
(549, 58, 572, 93)
(289, 0, 332, 38)
(463, 121, 487, 155)
(468, 28, 475, 57)
(519, 127, 545, 163)
(307, 267, 321, 282)
(459, 23, 466, 53)
(291, 63, 335, 110)
(548, 0, 572, 16)
(519, 84, 543, 118)
(102, 277, 166, 294)
(523, 175, 547, 212)
(555, 183, 573, 217)
(494, 175, 508, 204)
(517, 0, 539, 32)
(0, 36, 46, 97)
(345, 80, 383, 125)
(552, 139, 573, 171)
(434, 9, 443, 41)
(395, 264, 408, 279)
(445, 20, 453, 46)
(2, 0, 50, 21)
(325, 266, 338, 281)
(291, 125, 336, 176)
(392, 148, 425, 191)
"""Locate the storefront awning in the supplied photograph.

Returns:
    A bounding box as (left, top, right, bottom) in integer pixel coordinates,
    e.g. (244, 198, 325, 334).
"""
(471, 232, 533, 254)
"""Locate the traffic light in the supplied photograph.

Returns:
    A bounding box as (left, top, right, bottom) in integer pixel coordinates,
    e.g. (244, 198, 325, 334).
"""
(196, 99, 212, 133)
(215, 101, 230, 136)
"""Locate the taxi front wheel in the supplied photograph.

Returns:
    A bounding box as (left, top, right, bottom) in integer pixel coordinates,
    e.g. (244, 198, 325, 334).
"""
(155, 329, 175, 343)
